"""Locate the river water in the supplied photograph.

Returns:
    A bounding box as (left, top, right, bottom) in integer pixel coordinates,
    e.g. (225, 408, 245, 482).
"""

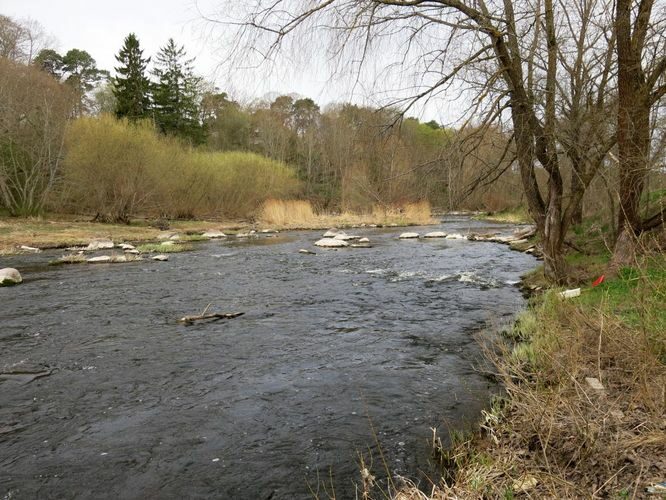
(1, 217, 535, 499)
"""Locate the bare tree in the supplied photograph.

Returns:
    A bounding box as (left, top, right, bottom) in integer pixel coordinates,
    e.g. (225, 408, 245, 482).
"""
(0, 15, 53, 64)
(208, 0, 631, 282)
(611, 0, 666, 266)
(0, 58, 73, 216)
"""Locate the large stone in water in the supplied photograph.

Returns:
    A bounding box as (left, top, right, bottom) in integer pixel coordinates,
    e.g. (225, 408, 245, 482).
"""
(424, 231, 447, 238)
(314, 238, 349, 248)
(399, 232, 419, 239)
(333, 234, 360, 241)
(203, 230, 227, 239)
(86, 239, 114, 251)
(87, 256, 112, 263)
(323, 229, 340, 238)
(0, 268, 22, 286)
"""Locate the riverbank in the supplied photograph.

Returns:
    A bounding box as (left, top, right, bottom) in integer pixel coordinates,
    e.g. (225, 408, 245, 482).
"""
(0, 208, 437, 256)
(398, 251, 665, 498)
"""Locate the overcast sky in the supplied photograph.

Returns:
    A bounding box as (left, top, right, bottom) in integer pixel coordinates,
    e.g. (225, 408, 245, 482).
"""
(3, 0, 451, 122)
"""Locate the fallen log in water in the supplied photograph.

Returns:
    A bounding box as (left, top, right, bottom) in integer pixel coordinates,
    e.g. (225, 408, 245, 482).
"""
(178, 311, 244, 325)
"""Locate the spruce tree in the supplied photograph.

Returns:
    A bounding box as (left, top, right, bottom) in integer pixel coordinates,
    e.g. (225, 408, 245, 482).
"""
(152, 38, 205, 144)
(113, 33, 151, 121)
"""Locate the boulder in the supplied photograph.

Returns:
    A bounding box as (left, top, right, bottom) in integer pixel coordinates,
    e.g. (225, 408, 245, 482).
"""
(119, 243, 135, 250)
(87, 256, 112, 263)
(152, 254, 169, 261)
(86, 239, 114, 251)
(351, 243, 372, 248)
(203, 230, 227, 239)
(314, 238, 349, 248)
(323, 229, 340, 238)
(423, 231, 447, 238)
(358, 237, 370, 243)
(19, 245, 41, 253)
(445, 233, 466, 240)
(334, 234, 360, 241)
(125, 249, 140, 255)
(0, 268, 22, 286)
(399, 232, 419, 239)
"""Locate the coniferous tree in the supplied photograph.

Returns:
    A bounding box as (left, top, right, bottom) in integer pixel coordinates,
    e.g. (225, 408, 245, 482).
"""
(113, 33, 151, 121)
(152, 38, 205, 144)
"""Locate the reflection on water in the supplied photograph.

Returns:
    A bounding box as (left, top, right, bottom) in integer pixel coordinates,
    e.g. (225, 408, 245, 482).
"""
(0, 217, 535, 499)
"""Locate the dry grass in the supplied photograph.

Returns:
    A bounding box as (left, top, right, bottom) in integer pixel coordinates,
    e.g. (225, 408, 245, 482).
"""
(260, 199, 317, 226)
(398, 270, 666, 499)
(0, 215, 246, 255)
(259, 199, 436, 229)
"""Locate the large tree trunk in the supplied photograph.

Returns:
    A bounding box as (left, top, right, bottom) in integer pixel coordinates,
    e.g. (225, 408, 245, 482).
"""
(611, 0, 653, 269)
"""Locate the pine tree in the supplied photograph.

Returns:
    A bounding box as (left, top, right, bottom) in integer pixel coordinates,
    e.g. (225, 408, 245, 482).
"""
(113, 33, 151, 121)
(152, 38, 205, 144)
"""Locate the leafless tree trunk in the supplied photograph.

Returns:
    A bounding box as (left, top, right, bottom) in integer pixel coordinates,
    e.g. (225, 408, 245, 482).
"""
(611, 0, 666, 268)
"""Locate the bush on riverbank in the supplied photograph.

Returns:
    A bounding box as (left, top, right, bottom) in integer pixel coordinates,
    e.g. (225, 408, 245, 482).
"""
(59, 115, 301, 221)
(402, 255, 665, 498)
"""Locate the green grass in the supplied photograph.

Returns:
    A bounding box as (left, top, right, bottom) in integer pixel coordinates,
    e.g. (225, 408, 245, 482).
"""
(476, 206, 531, 224)
(136, 243, 193, 253)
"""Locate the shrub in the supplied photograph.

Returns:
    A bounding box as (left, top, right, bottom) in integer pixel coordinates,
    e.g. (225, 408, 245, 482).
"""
(59, 115, 301, 220)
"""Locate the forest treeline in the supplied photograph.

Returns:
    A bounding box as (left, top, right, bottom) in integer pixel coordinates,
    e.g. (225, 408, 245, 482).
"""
(0, 14, 531, 222)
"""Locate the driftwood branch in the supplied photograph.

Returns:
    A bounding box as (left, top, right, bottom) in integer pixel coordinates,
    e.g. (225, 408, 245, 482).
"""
(178, 312, 244, 325)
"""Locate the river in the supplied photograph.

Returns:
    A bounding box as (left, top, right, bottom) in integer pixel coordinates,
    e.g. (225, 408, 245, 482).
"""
(0, 216, 535, 499)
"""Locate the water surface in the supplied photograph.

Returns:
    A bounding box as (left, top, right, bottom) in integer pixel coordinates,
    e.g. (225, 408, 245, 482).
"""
(0, 217, 535, 499)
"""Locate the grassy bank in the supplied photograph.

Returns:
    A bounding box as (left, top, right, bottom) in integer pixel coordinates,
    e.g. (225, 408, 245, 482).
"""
(0, 200, 436, 255)
(474, 206, 532, 224)
(398, 253, 665, 498)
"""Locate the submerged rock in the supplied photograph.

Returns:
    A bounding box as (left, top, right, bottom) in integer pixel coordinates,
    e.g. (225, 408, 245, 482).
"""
(86, 239, 114, 251)
(445, 233, 466, 240)
(423, 231, 447, 238)
(0, 268, 22, 286)
(314, 238, 349, 248)
(299, 249, 316, 255)
(399, 232, 419, 239)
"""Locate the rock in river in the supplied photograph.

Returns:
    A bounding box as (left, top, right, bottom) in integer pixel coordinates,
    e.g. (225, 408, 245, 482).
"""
(323, 229, 340, 238)
(87, 256, 112, 263)
(399, 232, 419, 239)
(314, 238, 349, 248)
(203, 230, 227, 239)
(333, 234, 360, 241)
(424, 231, 447, 238)
(152, 254, 169, 261)
(86, 239, 114, 251)
(0, 268, 22, 286)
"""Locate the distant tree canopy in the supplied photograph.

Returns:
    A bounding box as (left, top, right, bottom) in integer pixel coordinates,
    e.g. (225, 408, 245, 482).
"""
(33, 47, 107, 115)
(152, 38, 205, 145)
(113, 33, 151, 121)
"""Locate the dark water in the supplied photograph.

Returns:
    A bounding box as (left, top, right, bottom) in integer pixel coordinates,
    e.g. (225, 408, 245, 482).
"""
(0, 217, 535, 499)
